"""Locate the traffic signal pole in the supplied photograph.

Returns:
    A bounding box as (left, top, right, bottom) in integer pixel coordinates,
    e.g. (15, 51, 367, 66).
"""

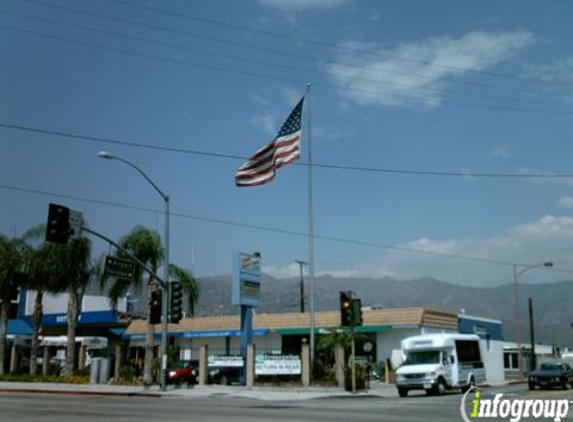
(81, 227, 166, 289)
(351, 326, 356, 394)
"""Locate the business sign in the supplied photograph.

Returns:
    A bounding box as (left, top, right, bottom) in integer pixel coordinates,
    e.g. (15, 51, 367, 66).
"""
(208, 355, 244, 367)
(255, 354, 301, 375)
(232, 252, 261, 307)
(104, 256, 136, 281)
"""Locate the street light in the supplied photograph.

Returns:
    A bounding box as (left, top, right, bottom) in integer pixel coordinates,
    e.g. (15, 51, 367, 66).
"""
(98, 151, 171, 392)
(513, 261, 552, 379)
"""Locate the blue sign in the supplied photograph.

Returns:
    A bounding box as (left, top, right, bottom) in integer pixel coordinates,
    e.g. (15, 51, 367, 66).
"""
(232, 252, 262, 307)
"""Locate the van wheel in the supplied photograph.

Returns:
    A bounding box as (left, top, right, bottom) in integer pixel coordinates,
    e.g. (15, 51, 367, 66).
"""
(433, 379, 446, 395)
(398, 388, 408, 397)
(461, 377, 475, 393)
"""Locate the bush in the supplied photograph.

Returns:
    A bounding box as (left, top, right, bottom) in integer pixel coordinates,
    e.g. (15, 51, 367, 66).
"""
(0, 373, 89, 384)
(119, 364, 136, 382)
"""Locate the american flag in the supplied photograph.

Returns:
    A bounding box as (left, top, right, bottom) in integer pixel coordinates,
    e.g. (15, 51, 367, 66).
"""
(235, 96, 304, 187)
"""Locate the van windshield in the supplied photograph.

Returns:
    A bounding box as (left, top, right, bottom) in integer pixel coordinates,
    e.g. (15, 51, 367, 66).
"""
(403, 351, 441, 365)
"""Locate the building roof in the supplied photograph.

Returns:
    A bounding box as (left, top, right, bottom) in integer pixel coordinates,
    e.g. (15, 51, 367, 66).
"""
(125, 307, 458, 336)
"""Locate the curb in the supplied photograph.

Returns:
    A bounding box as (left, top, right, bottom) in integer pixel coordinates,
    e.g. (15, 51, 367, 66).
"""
(0, 388, 160, 398)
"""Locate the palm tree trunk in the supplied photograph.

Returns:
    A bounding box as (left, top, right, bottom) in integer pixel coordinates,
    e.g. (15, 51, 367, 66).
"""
(29, 288, 43, 375)
(0, 302, 7, 375)
(64, 289, 79, 376)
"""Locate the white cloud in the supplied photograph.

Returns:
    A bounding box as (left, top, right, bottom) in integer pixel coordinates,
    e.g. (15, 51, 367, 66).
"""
(326, 31, 533, 108)
(517, 168, 573, 187)
(526, 57, 573, 83)
(267, 215, 573, 287)
(557, 197, 573, 209)
(250, 110, 279, 135)
(258, 0, 353, 11)
(490, 145, 514, 158)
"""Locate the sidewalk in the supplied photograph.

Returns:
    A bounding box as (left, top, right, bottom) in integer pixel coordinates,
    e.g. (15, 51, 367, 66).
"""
(0, 380, 514, 400)
(0, 380, 397, 400)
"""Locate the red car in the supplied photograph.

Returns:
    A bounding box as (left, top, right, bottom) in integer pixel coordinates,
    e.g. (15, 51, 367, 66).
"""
(168, 360, 198, 385)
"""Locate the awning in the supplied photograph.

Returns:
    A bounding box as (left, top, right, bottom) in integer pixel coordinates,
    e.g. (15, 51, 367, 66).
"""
(7, 319, 32, 337)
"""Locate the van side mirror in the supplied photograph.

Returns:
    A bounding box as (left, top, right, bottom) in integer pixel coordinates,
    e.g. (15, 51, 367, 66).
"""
(450, 356, 455, 364)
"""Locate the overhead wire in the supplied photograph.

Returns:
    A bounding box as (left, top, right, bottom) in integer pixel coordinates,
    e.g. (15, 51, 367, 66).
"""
(104, 0, 573, 88)
(1, 9, 570, 110)
(10, 0, 568, 95)
(3, 182, 573, 275)
(2, 24, 572, 116)
(3, 122, 573, 179)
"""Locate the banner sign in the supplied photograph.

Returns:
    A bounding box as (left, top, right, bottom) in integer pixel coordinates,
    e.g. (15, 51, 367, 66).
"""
(208, 355, 244, 367)
(232, 252, 261, 307)
(255, 354, 301, 375)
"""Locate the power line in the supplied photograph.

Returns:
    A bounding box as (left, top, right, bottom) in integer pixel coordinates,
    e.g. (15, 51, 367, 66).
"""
(3, 122, 573, 179)
(4, 182, 573, 275)
(2, 24, 572, 117)
(104, 0, 573, 88)
(1, 8, 565, 101)
(2, 10, 569, 110)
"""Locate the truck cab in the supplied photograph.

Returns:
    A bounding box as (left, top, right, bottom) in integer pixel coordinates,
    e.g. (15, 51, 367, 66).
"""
(395, 333, 485, 397)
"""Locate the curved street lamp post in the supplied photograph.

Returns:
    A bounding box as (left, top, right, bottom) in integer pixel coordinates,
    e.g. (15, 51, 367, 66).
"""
(98, 151, 170, 391)
(513, 261, 552, 379)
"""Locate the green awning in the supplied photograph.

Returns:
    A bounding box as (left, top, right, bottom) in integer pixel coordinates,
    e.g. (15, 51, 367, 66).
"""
(275, 325, 392, 335)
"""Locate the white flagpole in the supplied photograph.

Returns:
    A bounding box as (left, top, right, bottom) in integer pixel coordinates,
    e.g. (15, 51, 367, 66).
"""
(306, 83, 316, 376)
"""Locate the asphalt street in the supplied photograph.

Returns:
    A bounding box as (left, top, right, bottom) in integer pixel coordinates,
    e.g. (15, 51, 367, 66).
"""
(1, 385, 572, 422)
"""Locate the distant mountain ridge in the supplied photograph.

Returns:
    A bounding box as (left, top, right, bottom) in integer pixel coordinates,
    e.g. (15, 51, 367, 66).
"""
(194, 274, 573, 347)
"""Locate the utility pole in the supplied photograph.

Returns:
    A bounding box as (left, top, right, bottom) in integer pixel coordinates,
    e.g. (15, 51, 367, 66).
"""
(351, 325, 356, 394)
(295, 260, 308, 313)
(529, 297, 536, 372)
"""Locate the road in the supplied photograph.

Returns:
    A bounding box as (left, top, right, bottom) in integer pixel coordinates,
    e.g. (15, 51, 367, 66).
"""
(1, 385, 572, 422)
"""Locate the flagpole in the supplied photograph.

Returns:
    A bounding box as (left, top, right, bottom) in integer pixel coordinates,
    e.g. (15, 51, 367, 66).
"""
(306, 83, 316, 377)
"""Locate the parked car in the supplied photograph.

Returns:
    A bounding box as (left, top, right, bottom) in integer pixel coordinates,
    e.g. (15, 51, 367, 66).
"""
(529, 362, 573, 390)
(168, 360, 198, 385)
(208, 366, 241, 385)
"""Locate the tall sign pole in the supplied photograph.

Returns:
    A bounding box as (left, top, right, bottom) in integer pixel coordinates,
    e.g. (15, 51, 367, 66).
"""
(306, 83, 316, 376)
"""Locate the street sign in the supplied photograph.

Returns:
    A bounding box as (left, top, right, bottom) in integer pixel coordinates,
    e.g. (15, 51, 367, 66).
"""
(104, 256, 136, 280)
(69, 210, 83, 239)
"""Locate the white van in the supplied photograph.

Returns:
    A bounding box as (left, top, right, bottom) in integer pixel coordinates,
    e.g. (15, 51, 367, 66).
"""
(396, 333, 486, 397)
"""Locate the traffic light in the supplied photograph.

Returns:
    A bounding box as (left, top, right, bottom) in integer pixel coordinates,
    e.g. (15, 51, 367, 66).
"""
(149, 290, 162, 325)
(351, 298, 363, 327)
(340, 291, 353, 327)
(45, 203, 71, 244)
(170, 281, 183, 324)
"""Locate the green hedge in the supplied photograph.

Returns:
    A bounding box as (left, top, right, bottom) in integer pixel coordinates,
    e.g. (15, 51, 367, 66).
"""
(0, 373, 89, 384)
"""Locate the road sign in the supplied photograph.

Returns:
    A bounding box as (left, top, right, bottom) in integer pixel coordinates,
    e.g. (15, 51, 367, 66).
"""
(104, 256, 136, 280)
(69, 210, 83, 239)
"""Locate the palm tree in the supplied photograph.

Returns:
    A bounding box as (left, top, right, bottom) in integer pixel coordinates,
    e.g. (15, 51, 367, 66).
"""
(100, 225, 199, 385)
(56, 236, 93, 376)
(0, 234, 26, 375)
(22, 225, 58, 375)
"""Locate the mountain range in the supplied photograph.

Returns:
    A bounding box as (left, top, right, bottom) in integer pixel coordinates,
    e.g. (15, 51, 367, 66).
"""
(193, 274, 573, 347)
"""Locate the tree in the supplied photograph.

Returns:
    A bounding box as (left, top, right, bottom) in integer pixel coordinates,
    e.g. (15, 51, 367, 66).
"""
(22, 225, 62, 375)
(100, 225, 199, 385)
(0, 234, 26, 375)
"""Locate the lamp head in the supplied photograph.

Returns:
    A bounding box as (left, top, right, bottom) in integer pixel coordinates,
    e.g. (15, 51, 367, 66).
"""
(97, 151, 115, 159)
(544, 262, 553, 267)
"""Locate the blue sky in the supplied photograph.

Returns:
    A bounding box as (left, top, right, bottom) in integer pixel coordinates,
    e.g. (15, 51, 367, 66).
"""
(2, 0, 573, 287)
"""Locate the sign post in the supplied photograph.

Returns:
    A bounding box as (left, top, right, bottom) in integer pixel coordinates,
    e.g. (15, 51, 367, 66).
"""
(232, 252, 262, 385)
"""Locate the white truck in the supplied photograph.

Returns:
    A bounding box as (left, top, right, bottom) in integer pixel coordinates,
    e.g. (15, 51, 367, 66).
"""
(395, 333, 485, 397)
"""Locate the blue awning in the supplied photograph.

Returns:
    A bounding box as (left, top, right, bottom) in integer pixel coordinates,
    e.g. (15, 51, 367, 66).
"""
(8, 319, 32, 336)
